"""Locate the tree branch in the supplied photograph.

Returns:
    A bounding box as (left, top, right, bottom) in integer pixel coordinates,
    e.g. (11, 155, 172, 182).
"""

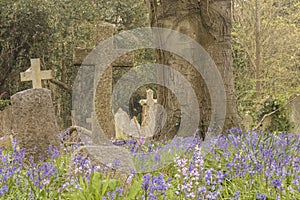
(253, 96, 298, 131)
(49, 79, 72, 93)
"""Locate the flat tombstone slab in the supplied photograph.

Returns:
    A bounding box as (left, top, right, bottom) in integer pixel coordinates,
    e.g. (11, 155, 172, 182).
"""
(11, 88, 59, 159)
(114, 108, 131, 139)
(129, 117, 140, 138)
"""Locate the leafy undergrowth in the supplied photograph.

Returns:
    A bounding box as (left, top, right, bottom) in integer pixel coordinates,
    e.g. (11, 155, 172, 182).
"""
(1, 129, 300, 199)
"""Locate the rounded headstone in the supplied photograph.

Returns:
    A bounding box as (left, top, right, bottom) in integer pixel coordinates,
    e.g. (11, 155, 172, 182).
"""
(11, 88, 59, 159)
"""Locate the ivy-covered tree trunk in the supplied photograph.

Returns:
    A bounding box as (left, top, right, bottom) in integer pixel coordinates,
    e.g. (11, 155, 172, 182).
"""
(147, 0, 240, 139)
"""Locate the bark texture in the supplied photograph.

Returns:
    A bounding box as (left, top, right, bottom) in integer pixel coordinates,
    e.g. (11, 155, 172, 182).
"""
(147, 0, 240, 139)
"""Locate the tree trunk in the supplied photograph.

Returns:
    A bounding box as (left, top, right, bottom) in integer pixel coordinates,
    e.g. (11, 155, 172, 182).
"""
(147, 0, 240, 139)
(255, 0, 262, 98)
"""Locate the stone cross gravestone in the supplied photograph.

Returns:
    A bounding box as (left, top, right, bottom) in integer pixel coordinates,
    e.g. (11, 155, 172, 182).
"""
(139, 89, 157, 126)
(113, 89, 166, 138)
(20, 58, 52, 88)
(139, 103, 166, 138)
(73, 23, 134, 139)
(10, 58, 59, 159)
(71, 24, 136, 177)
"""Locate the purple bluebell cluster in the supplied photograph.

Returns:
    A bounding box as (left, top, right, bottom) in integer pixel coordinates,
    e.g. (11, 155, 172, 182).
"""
(141, 173, 171, 199)
(1, 129, 300, 199)
(102, 187, 123, 200)
(173, 146, 222, 199)
(210, 130, 300, 199)
(167, 129, 300, 199)
(0, 137, 91, 198)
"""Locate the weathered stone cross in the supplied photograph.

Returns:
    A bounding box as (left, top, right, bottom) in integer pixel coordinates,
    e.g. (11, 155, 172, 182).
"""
(73, 23, 134, 140)
(139, 89, 157, 126)
(20, 58, 53, 88)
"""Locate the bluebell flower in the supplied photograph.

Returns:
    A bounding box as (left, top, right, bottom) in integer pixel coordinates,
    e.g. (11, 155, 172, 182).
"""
(256, 193, 267, 200)
(0, 185, 8, 195)
(115, 187, 123, 196)
(204, 168, 212, 185)
(217, 171, 224, 183)
(272, 178, 282, 189)
(198, 186, 206, 194)
(154, 152, 161, 162)
(142, 173, 151, 191)
(231, 190, 239, 200)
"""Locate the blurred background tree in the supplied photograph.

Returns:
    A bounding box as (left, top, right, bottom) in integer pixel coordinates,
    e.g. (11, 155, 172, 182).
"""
(232, 0, 300, 132)
(0, 0, 148, 129)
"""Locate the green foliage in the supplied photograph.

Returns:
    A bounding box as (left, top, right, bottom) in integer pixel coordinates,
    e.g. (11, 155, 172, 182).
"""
(0, 0, 53, 95)
(0, 100, 9, 111)
(232, 0, 300, 129)
(0, 0, 148, 129)
(67, 173, 120, 199)
(2, 131, 300, 199)
(124, 176, 144, 199)
(256, 97, 291, 133)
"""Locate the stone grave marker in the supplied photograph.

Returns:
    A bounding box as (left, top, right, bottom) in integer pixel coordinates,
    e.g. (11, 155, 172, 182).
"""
(0, 106, 13, 149)
(20, 58, 52, 88)
(73, 23, 134, 139)
(112, 89, 165, 139)
(139, 89, 168, 138)
(139, 89, 157, 127)
(129, 116, 141, 138)
(114, 109, 141, 138)
(114, 108, 131, 139)
(71, 111, 136, 177)
(71, 24, 136, 177)
(7, 60, 59, 159)
(11, 88, 59, 159)
(69, 145, 135, 185)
